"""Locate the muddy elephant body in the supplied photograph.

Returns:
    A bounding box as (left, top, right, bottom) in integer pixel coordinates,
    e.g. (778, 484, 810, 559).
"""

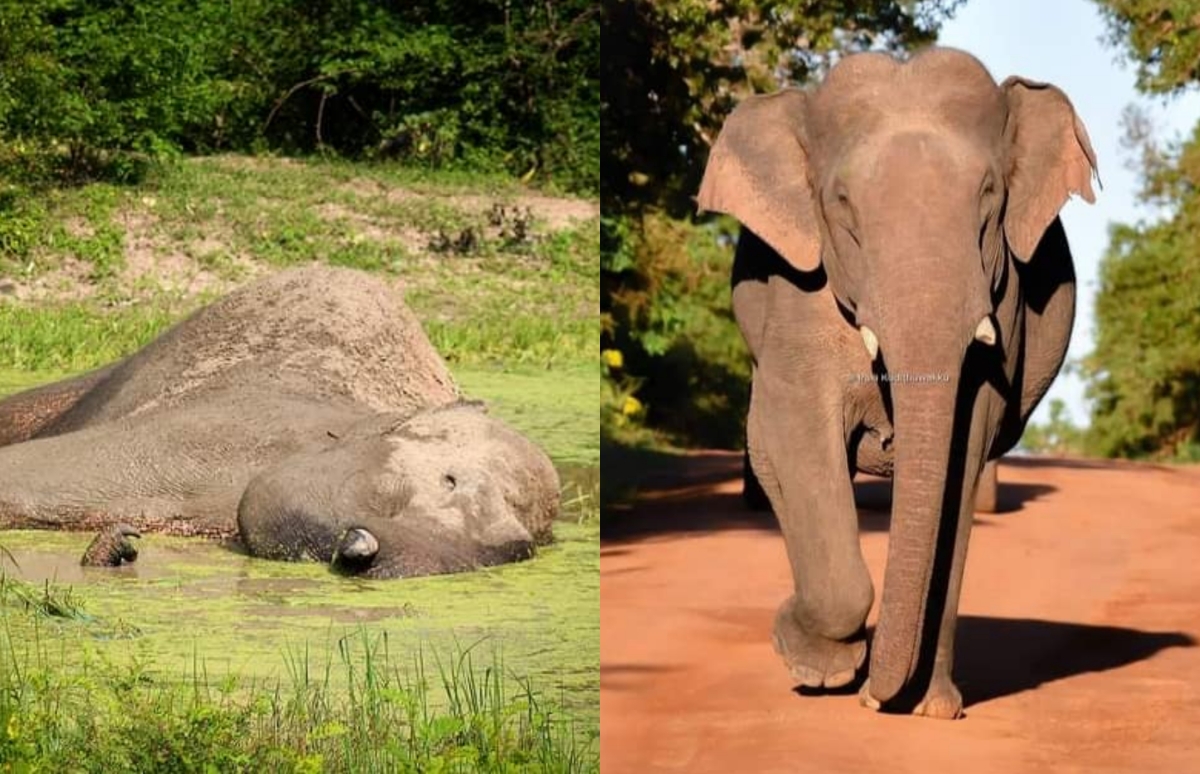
(0, 266, 559, 578)
(699, 48, 1094, 717)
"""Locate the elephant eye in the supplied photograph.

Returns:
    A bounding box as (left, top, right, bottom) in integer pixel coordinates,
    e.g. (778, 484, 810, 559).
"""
(442, 474, 457, 491)
(829, 184, 858, 237)
(980, 172, 997, 199)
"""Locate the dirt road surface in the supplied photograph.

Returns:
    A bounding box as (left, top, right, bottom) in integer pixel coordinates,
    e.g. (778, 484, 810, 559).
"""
(601, 453, 1200, 773)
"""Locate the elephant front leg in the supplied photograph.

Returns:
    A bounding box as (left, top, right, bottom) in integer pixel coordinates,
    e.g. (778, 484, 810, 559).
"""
(750, 380, 874, 689)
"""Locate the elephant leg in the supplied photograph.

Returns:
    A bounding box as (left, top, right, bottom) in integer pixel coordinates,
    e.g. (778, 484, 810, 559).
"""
(742, 446, 770, 511)
(750, 377, 873, 689)
(974, 459, 998, 513)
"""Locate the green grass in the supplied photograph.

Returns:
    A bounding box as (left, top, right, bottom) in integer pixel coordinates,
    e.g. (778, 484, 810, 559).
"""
(0, 303, 180, 373)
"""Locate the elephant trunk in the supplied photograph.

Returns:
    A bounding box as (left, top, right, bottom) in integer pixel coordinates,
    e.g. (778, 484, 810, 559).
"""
(861, 280, 985, 704)
(868, 375, 958, 702)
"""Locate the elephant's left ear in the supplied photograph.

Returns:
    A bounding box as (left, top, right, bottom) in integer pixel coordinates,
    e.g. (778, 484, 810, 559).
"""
(1003, 76, 1099, 262)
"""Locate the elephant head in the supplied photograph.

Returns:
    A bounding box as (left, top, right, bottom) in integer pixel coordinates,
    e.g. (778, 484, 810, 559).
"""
(698, 49, 1096, 704)
(236, 402, 560, 579)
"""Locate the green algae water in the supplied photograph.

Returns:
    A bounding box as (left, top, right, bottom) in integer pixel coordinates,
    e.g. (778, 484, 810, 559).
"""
(0, 364, 599, 764)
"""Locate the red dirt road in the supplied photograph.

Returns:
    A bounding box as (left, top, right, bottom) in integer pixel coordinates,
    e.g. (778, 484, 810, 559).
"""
(601, 454, 1200, 773)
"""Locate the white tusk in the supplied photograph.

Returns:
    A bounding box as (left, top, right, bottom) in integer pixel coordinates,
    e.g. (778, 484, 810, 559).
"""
(860, 326, 879, 360)
(974, 316, 997, 346)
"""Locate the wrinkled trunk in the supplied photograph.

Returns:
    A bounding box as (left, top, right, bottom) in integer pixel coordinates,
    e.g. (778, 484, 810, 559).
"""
(869, 372, 961, 702)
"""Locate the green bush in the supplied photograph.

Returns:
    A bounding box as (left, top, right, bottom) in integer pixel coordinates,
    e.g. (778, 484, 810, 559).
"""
(0, 0, 598, 193)
(601, 214, 749, 448)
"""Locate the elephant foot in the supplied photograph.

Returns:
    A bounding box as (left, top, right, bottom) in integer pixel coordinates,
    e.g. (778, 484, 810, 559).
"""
(858, 679, 881, 710)
(80, 524, 142, 567)
(913, 677, 963, 719)
(857, 677, 963, 719)
(772, 601, 867, 689)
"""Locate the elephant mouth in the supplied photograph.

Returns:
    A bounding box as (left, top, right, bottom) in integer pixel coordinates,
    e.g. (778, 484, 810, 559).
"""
(329, 527, 383, 576)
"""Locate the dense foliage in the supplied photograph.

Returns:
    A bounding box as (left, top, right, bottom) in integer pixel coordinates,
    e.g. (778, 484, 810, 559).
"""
(1082, 1, 1200, 459)
(0, 0, 598, 192)
(1094, 0, 1200, 96)
(600, 0, 961, 446)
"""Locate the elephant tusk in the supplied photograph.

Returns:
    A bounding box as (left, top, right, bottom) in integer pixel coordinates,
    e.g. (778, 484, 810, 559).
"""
(974, 316, 997, 346)
(337, 528, 379, 561)
(860, 326, 879, 361)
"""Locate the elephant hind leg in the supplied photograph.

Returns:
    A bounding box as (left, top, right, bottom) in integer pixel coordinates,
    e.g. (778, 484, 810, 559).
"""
(0, 364, 117, 447)
(974, 459, 999, 513)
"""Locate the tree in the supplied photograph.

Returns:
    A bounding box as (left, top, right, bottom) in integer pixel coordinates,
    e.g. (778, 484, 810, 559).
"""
(1082, 1, 1200, 459)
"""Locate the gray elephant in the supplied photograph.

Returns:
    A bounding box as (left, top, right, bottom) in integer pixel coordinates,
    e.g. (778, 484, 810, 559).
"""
(698, 48, 1095, 718)
(0, 266, 559, 578)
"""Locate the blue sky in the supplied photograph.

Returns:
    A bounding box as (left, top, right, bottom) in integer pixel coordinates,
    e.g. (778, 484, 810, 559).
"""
(938, 0, 1200, 425)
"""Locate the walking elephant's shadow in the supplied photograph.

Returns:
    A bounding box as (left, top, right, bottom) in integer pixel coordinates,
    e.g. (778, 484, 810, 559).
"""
(952, 616, 1195, 709)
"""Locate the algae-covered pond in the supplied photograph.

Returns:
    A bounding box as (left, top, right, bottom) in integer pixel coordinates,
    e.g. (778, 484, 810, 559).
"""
(0, 364, 599, 738)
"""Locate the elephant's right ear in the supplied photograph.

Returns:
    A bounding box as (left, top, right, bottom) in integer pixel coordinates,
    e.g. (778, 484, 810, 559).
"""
(697, 90, 821, 272)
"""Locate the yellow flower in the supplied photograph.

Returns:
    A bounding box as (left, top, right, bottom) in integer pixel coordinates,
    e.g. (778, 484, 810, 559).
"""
(601, 349, 624, 369)
(621, 395, 642, 416)
(6, 714, 17, 740)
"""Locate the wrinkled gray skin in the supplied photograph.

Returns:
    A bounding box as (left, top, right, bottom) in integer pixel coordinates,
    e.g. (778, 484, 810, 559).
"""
(698, 48, 1096, 718)
(0, 266, 559, 579)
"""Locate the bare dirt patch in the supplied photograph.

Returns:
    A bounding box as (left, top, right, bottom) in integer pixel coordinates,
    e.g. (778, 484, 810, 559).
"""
(118, 210, 257, 297)
(341, 179, 599, 230)
(0, 256, 95, 303)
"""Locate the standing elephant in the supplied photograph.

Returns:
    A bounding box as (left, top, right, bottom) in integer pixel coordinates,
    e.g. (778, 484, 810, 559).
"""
(0, 266, 559, 579)
(698, 48, 1095, 718)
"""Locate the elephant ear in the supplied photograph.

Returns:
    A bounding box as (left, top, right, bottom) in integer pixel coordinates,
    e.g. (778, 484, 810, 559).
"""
(697, 89, 821, 272)
(1003, 77, 1099, 262)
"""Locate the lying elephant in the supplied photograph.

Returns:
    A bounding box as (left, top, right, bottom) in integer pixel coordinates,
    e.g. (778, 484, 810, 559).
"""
(699, 48, 1095, 717)
(0, 266, 559, 578)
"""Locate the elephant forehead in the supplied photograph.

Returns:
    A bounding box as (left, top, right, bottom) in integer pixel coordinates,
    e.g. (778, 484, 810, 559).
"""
(810, 55, 1006, 158)
(835, 122, 995, 182)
